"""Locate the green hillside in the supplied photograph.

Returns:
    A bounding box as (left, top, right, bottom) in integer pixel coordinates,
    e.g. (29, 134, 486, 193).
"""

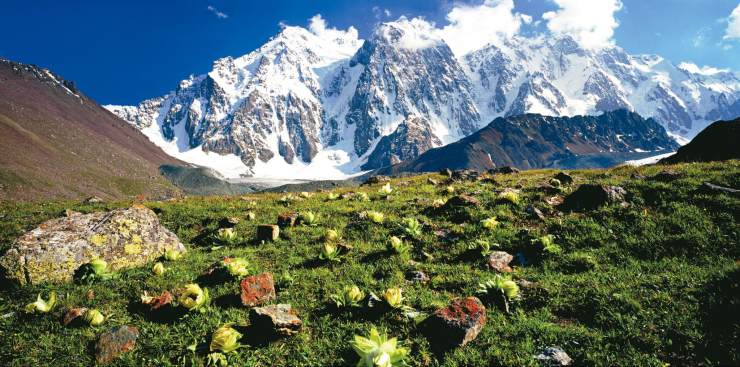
(1, 161, 738, 366)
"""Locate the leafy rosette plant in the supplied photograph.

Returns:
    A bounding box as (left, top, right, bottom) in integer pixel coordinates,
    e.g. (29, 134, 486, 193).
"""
(24, 292, 56, 314)
(210, 324, 242, 353)
(178, 283, 209, 313)
(382, 288, 405, 309)
(387, 236, 411, 257)
(477, 274, 520, 313)
(498, 190, 520, 205)
(299, 191, 314, 199)
(299, 211, 318, 226)
(325, 229, 341, 242)
(320, 243, 342, 263)
(352, 326, 409, 367)
(481, 217, 499, 230)
(533, 234, 562, 255)
(355, 192, 371, 202)
(326, 192, 340, 201)
(164, 249, 185, 261)
(217, 227, 238, 244)
(445, 185, 455, 194)
(468, 239, 495, 257)
(220, 257, 251, 278)
(83, 309, 105, 326)
(331, 285, 365, 308)
(152, 262, 166, 276)
(77, 258, 114, 282)
(378, 183, 393, 196)
(365, 211, 385, 224)
(401, 218, 422, 238)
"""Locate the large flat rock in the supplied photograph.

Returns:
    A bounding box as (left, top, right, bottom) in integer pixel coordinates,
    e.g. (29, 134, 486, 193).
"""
(0, 205, 184, 285)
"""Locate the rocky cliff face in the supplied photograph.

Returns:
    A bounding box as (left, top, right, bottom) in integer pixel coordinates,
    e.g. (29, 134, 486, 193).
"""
(383, 110, 681, 173)
(107, 21, 740, 179)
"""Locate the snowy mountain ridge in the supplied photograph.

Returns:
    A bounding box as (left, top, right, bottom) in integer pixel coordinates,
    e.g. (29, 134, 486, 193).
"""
(106, 18, 740, 179)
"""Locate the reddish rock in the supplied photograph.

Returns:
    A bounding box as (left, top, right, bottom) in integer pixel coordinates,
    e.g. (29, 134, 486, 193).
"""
(277, 212, 298, 228)
(62, 307, 88, 326)
(425, 297, 486, 347)
(95, 325, 139, 364)
(249, 304, 302, 336)
(257, 225, 279, 242)
(488, 251, 514, 272)
(143, 291, 173, 312)
(240, 272, 276, 307)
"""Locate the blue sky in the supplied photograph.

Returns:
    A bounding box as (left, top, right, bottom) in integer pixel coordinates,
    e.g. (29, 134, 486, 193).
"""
(2, 0, 738, 105)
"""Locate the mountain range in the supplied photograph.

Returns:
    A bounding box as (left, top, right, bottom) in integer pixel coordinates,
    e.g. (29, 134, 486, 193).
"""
(99, 19, 738, 179)
(0, 58, 183, 200)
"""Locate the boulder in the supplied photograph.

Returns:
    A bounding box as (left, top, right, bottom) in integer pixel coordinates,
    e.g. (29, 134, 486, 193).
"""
(95, 325, 139, 364)
(257, 225, 279, 242)
(489, 166, 519, 175)
(424, 297, 486, 347)
(561, 184, 626, 211)
(277, 212, 298, 228)
(249, 304, 302, 336)
(535, 346, 572, 366)
(240, 272, 276, 307)
(0, 206, 185, 285)
(363, 175, 391, 185)
(443, 195, 480, 208)
(451, 169, 481, 181)
(488, 251, 514, 273)
(553, 172, 574, 185)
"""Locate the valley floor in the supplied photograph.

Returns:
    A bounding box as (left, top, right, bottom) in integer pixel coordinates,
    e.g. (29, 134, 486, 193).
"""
(0, 161, 738, 366)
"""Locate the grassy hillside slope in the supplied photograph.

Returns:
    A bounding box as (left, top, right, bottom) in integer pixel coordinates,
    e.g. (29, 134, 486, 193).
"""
(0, 161, 738, 366)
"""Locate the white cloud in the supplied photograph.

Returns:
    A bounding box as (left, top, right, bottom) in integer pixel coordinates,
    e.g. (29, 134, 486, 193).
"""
(372, 6, 392, 20)
(207, 5, 228, 19)
(308, 14, 359, 44)
(542, 0, 623, 49)
(385, 17, 443, 50)
(692, 26, 711, 47)
(439, 0, 531, 56)
(678, 62, 729, 76)
(724, 3, 740, 40)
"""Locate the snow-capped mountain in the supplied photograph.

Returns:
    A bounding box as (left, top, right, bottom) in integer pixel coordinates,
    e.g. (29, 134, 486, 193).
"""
(107, 19, 740, 179)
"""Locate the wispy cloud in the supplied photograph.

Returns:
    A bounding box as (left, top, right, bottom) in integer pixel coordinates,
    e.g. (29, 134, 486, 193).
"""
(207, 5, 228, 19)
(724, 3, 740, 40)
(372, 6, 392, 20)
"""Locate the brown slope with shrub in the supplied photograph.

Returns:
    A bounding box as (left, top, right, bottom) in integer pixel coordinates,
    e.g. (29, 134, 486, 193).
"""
(0, 58, 183, 201)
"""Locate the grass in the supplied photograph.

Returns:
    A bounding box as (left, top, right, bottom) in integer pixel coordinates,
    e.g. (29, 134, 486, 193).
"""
(0, 161, 738, 366)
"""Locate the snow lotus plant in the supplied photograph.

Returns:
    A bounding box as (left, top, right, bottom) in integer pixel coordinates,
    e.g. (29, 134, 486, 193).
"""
(299, 191, 314, 199)
(352, 326, 409, 367)
(325, 229, 341, 242)
(245, 212, 256, 221)
(326, 192, 340, 201)
(445, 185, 455, 194)
(401, 217, 422, 238)
(533, 234, 562, 255)
(320, 242, 342, 263)
(164, 248, 185, 261)
(387, 236, 410, 257)
(468, 239, 495, 257)
(378, 183, 393, 196)
(432, 198, 446, 208)
(331, 285, 365, 308)
(24, 292, 56, 314)
(481, 216, 499, 230)
(77, 258, 114, 281)
(278, 194, 296, 205)
(210, 324, 242, 353)
(355, 192, 371, 202)
(299, 211, 318, 226)
(220, 257, 251, 277)
(152, 262, 166, 276)
(498, 190, 520, 205)
(382, 288, 405, 309)
(217, 227, 238, 243)
(178, 283, 209, 312)
(477, 274, 520, 313)
(84, 309, 105, 326)
(206, 352, 228, 367)
(365, 211, 385, 224)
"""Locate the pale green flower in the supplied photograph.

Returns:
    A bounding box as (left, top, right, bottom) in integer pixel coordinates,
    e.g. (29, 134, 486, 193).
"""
(331, 285, 365, 308)
(24, 292, 56, 314)
(152, 262, 166, 276)
(178, 283, 209, 312)
(210, 324, 242, 353)
(352, 326, 408, 367)
(84, 309, 105, 326)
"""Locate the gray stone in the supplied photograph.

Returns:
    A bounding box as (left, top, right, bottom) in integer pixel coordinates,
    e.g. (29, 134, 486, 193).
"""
(249, 304, 302, 336)
(488, 251, 514, 273)
(536, 346, 572, 366)
(0, 205, 185, 285)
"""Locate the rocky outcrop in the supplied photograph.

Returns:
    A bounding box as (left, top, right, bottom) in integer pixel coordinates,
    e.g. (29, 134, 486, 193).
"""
(660, 119, 740, 164)
(0, 206, 185, 285)
(362, 115, 441, 170)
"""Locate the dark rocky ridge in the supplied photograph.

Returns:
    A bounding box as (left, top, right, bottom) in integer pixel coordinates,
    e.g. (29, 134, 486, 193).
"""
(660, 118, 740, 164)
(380, 109, 679, 174)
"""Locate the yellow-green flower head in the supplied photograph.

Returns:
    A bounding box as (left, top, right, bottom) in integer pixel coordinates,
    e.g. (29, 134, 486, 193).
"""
(152, 262, 166, 276)
(179, 283, 209, 312)
(164, 249, 185, 261)
(383, 288, 404, 309)
(352, 326, 409, 367)
(84, 309, 105, 326)
(24, 292, 56, 314)
(210, 324, 242, 353)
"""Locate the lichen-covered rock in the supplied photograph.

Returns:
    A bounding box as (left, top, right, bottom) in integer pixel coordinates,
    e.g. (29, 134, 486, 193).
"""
(95, 325, 139, 364)
(241, 272, 276, 307)
(425, 297, 487, 347)
(249, 304, 302, 336)
(0, 205, 184, 285)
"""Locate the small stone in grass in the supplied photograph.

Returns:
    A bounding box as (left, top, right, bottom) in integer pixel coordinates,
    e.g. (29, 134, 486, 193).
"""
(257, 225, 279, 242)
(277, 212, 298, 228)
(424, 297, 486, 347)
(249, 304, 302, 336)
(488, 251, 514, 273)
(62, 307, 88, 326)
(535, 346, 573, 366)
(95, 325, 139, 364)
